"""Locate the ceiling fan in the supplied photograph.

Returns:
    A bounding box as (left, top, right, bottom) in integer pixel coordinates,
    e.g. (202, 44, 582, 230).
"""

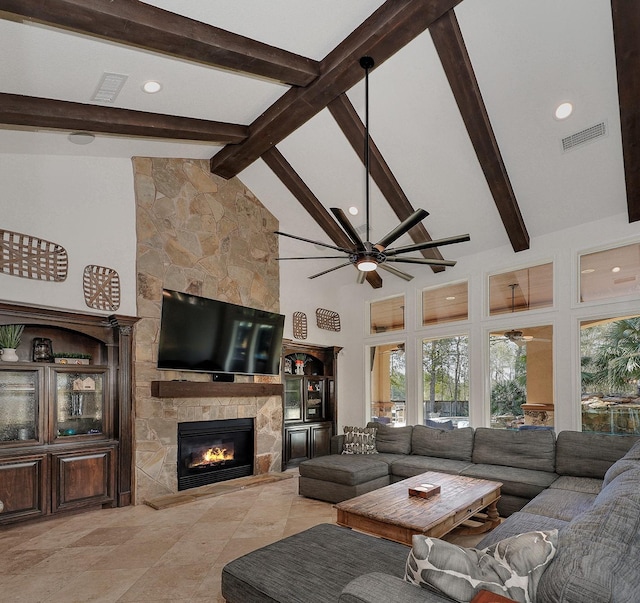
(503, 284, 550, 345)
(275, 56, 470, 284)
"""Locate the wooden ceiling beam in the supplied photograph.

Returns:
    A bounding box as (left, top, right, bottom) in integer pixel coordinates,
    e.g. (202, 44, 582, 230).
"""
(611, 0, 640, 223)
(328, 94, 445, 273)
(210, 0, 463, 179)
(262, 146, 383, 288)
(0, 0, 318, 87)
(0, 93, 248, 143)
(430, 10, 530, 252)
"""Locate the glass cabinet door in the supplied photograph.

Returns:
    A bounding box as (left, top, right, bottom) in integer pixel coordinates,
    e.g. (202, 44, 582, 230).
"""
(53, 368, 107, 439)
(305, 378, 325, 422)
(0, 368, 41, 443)
(284, 377, 303, 421)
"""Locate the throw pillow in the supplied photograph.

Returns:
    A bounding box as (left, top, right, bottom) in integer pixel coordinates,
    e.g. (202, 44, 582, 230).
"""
(404, 530, 558, 603)
(341, 426, 378, 455)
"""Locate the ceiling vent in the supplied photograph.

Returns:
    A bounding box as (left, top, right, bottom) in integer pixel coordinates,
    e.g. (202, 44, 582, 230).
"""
(91, 72, 128, 103)
(561, 121, 607, 152)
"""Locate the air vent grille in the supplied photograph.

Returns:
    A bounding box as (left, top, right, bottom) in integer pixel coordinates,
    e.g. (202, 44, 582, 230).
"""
(562, 121, 607, 152)
(91, 72, 128, 103)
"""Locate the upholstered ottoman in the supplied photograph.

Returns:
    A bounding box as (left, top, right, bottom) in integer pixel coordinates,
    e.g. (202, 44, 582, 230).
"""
(298, 453, 397, 503)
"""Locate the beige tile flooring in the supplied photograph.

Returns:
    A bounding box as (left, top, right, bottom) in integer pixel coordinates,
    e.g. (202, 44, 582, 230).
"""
(0, 471, 482, 602)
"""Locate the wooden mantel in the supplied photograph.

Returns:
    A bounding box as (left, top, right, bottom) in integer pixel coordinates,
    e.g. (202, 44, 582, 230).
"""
(151, 380, 283, 399)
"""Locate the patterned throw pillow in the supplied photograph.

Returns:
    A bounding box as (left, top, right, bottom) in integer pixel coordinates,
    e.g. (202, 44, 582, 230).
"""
(405, 530, 558, 603)
(341, 426, 378, 455)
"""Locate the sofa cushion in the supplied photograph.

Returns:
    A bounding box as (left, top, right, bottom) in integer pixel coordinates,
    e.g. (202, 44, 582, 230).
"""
(368, 423, 413, 454)
(461, 463, 558, 499)
(622, 437, 640, 459)
(478, 511, 569, 549)
(472, 427, 556, 472)
(222, 523, 409, 603)
(520, 487, 597, 522)
(411, 425, 474, 461)
(342, 426, 378, 455)
(602, 458, 639, 487)
(555, 431, 639, 478)
(390, 455, 472, 479)
(548, 475, 602, 494)
(299, 454, 390, 486)
(537, 466, 640, 602)
(405, 531, 558, 603)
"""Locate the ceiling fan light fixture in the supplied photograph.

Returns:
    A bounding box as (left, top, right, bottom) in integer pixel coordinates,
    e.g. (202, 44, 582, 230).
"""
(357, 258, 378, 272)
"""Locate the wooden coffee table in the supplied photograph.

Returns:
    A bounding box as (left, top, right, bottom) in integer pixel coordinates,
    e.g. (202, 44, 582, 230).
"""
(335, 471, 501, 546)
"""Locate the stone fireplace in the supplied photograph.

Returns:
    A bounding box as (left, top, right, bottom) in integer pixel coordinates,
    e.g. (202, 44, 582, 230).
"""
(132, 157, 282, 503)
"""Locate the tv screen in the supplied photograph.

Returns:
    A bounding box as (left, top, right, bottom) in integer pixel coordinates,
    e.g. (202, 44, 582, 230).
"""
(157, 289, 285, 376)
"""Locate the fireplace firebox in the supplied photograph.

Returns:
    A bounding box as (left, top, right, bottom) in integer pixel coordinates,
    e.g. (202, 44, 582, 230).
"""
(177, 418, 254, 491)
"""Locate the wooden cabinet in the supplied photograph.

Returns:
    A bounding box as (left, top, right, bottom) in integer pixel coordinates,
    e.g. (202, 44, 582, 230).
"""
(0, 302, 136, 525)
(282, 341, 341, 469)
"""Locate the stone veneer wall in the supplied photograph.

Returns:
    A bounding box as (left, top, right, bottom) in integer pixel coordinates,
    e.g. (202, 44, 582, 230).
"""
(132, 157, 282, 503)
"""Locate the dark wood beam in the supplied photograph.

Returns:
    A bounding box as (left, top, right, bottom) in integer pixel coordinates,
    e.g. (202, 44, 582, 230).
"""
(0, 0, 318, 87)
(210, 0, 463, 179)
(328, 94, 446, 273)
(611, 0, 640, 222)
(430, 10, 530, 252)
(262, 147, 383, 288)
(0, 93, 248, 143)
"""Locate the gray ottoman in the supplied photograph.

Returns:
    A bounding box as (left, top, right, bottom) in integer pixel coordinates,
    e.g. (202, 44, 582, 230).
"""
(221, 523, 409, 603)
(298, 454, 395, 503)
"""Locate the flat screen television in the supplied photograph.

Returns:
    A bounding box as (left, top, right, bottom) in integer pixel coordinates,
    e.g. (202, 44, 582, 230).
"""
(157, 289, 285, 376)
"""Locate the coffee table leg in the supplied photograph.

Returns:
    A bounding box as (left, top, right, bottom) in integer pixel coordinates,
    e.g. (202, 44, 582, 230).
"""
(486, 500, 500, 524)
(455, 500, 501, 535)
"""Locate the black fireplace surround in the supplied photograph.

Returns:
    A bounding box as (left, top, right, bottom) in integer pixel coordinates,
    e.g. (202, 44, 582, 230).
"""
(177, 418, 254, 491)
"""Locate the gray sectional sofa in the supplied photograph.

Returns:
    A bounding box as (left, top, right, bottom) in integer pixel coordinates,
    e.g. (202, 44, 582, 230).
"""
(222, 426, 640, 603)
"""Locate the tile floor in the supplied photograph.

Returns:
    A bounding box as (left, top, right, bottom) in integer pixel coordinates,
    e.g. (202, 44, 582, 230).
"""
(0, 472, 482, 602)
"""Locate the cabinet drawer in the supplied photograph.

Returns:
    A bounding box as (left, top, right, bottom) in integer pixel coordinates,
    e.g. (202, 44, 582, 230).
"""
(51, 445, 117, 512)
(0, 454, 47, 524)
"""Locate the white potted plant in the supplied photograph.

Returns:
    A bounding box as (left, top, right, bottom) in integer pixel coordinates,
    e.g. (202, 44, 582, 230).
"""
(0, 324, 24, 362)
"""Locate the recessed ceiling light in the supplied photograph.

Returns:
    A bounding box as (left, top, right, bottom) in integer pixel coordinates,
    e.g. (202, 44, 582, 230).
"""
(348, 206, 359, 215)
(612, 266, 621, 273)
(555, 102, 573, 120)
(142, 80, 162, 94)
(581, 268, 595, 274)
(445, 296, 456, 301)
(68, 132, 95, 145)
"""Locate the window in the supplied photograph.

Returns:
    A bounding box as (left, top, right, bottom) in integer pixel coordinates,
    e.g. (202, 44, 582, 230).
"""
(489, 263, 553, 316)
(489, 325, 553, 429)
(369, 342, 406, 426)
(370, 295, 405, 334)
(580, 242, 640, 303)
(422, 282, 468, 326)
(421, 336, 469, 428)
(580, 315, 640, 435)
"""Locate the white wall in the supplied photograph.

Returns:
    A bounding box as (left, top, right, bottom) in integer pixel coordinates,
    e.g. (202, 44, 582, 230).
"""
(0, 154, 137, 316)
(334, 211, 640, 433)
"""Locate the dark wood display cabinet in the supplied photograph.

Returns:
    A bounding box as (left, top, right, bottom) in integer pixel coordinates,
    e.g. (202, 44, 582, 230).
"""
(282, 340, 341, 469)
(0, 302, 136, 525)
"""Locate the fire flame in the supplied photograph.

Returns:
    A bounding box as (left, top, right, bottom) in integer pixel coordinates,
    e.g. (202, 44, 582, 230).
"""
(189, 446, 234, 468)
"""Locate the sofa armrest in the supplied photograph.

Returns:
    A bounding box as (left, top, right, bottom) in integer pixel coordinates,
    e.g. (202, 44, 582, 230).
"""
(339, 573, 455, 603)
(331, 434, 345, 454)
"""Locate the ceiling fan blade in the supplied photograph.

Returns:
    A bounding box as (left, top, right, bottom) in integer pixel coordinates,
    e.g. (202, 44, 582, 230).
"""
(378, 263, 414, 281)
(274, 230, 352, 254)
(375, 208, 429, 249)
(330, 208, 364, 248)
(386, 256, 456, 267)
(277, 256, 349, 260)
(308, 261, 353, 279)
(365, 270, 383, 288)
(384, 233, 471, 257)
(356, 271, 367, 284)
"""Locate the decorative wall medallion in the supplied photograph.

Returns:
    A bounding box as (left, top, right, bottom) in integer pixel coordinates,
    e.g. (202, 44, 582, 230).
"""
(316, 308, 341, 332)
(292, 311, 308, 340)
(0, 229, 68, 281)
(83, 265, 121, 311)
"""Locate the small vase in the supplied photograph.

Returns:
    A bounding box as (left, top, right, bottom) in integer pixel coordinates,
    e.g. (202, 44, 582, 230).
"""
(0, 348, 19, 362)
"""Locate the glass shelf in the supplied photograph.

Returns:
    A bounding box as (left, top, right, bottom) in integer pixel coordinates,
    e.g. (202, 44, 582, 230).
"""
(0, 369, 40, 442)
(54, 370, 105, 438)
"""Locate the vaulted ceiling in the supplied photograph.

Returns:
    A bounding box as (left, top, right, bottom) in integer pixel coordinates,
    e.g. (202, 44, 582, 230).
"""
(1, 0, 638, 289)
